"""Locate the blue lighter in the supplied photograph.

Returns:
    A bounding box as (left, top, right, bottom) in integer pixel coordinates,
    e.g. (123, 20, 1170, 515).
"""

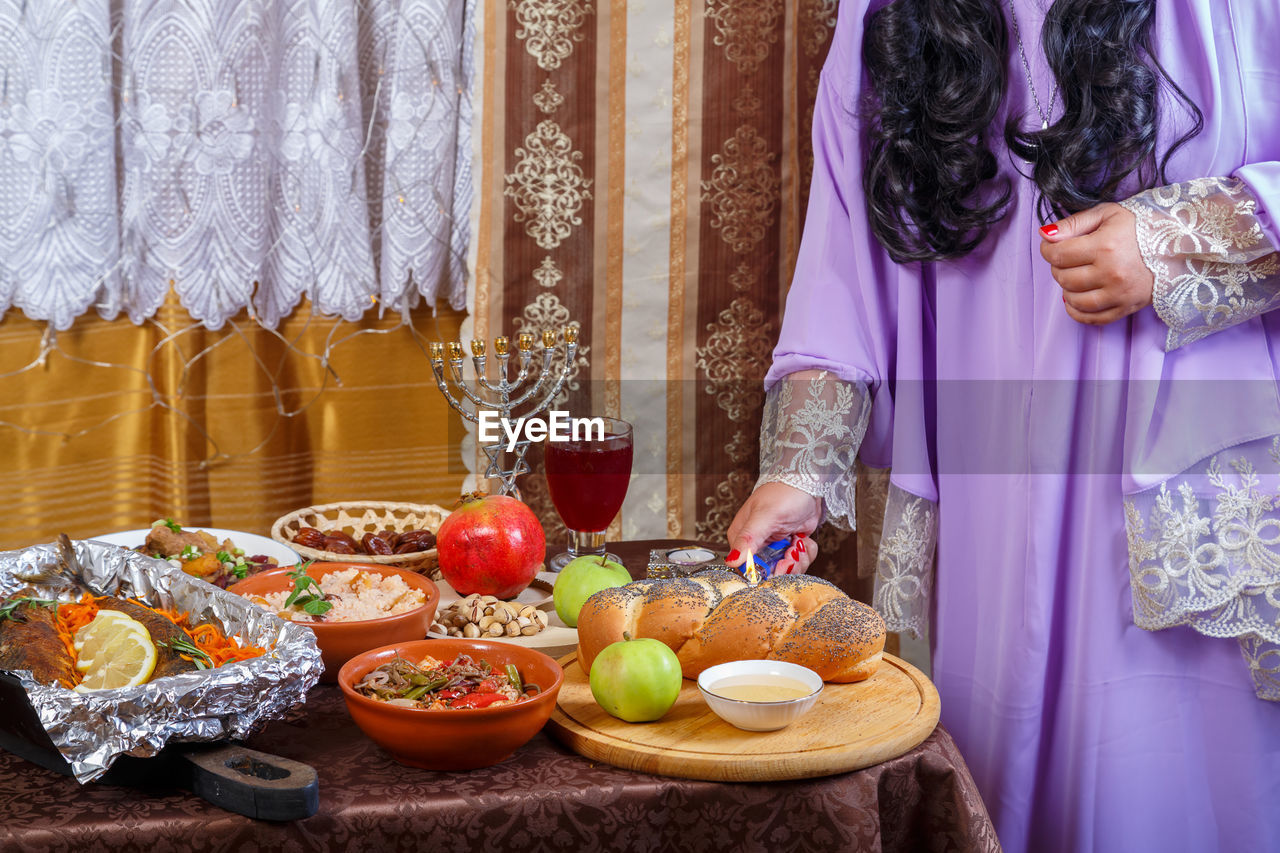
(741, 539, 792, 583)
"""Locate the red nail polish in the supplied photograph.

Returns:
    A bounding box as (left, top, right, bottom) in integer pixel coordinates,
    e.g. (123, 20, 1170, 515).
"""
(797, 540, 806, 554)
(1040, 224, 1058, 238)
(790, 548, 800, 560)
(727, 549, 740, 562)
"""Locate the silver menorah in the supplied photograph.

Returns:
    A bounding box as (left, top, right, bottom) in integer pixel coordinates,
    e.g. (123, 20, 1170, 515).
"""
(429, 327, 580, 499)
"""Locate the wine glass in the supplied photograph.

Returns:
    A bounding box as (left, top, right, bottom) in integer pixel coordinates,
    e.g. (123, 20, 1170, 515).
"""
(544, 417, 634, 571)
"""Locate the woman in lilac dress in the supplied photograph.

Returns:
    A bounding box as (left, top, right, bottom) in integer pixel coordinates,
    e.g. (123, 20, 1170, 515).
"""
(727, 1, 1280, 850)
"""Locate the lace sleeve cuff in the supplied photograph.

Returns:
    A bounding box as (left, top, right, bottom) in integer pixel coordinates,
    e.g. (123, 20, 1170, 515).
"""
(872, 486, 938, 641)
(756, 370, 871, 531)
(1120, 176, 1280, 351)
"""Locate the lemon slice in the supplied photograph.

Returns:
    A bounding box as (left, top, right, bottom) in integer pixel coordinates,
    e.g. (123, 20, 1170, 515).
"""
(75, 611, 143, 667)
(75, 631, 157, 691)
(74, 613, 149, 674)
(75, 623, 151, 673)
(72, 614, 158, 690)
(72, 610, 133, 656)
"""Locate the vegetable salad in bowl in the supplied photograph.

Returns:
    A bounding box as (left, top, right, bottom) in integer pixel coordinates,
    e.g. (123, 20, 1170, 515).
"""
(352, 653, 542, 710)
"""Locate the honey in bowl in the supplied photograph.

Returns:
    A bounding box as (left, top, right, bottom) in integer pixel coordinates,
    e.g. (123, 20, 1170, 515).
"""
(707, 675, 816, 703)
(697, 660, 823, 731)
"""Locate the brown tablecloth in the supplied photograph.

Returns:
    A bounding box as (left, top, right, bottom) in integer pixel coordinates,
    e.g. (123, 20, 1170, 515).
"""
(0, 541, 1000, 852)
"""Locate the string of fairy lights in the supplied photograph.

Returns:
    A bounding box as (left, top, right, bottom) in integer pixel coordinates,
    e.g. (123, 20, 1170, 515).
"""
(0, 309, 456, 468)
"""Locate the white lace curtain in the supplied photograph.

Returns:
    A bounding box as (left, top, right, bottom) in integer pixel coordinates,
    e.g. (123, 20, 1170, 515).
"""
(0, 0, 475, 331)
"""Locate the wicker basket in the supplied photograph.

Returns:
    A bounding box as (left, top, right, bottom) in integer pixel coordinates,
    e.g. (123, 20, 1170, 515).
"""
(270, 501, 451, 576)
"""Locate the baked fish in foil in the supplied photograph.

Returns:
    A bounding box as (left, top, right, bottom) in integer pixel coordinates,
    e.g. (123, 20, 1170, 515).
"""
(0, 591, 74, 688)
(88, 596, 204, 680)
(0, 538, 323, 782)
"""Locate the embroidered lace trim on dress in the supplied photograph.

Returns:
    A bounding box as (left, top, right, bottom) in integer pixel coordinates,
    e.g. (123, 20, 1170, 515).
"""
(871, 485, 937, 641)
(756, 371, 939, 639)
(1124, 436, 1280, 701)
(1121, 176, 1280, 352)
(756, 370, 870, 531)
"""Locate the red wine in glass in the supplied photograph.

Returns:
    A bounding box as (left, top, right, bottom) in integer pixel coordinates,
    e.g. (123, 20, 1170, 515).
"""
(545, 417, 633, 570)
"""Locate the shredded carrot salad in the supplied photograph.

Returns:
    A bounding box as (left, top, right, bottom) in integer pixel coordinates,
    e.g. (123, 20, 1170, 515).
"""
(53, 594, 266, 684)
(158, 606, 267, 667)
(53, 596, 101, 684)
(57, 595, 101, 637)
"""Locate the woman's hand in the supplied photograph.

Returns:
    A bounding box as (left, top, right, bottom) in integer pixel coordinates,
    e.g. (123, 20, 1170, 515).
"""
(1039, 202, 1154, 326)
(726, 482, 822, 575)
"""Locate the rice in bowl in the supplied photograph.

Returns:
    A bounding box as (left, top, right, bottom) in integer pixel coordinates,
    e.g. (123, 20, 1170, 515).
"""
(251, 567, 427, 623)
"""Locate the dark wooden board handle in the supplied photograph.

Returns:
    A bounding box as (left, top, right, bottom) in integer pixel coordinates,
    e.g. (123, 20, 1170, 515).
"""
(177, 744, 319, 821)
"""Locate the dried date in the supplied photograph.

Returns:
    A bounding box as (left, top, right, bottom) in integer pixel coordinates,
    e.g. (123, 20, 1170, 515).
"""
(322, 536, 358, 554)
(361, 532, 395, 555)
(293, 522, 435, 556)
(292, 527, 328, 549)
(325, 531, 361, 550)
(397, 529, 437, 551)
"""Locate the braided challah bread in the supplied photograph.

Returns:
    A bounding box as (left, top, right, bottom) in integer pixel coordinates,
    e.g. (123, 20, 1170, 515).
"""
(575, 570, 885, 682)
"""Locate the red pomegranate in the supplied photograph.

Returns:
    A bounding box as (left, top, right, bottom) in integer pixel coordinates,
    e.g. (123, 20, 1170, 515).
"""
(436, 493, 546, 598)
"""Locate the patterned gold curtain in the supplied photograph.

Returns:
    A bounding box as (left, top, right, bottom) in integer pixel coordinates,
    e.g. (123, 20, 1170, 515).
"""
(469, 0, 863, 593)
(0, 298, 467, 546)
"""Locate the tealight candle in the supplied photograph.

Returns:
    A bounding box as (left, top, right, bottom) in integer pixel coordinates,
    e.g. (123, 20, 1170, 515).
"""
(666, 547, 717, 566)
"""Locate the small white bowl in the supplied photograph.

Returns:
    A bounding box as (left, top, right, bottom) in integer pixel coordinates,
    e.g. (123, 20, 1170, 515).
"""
(697, 660, 824, 732)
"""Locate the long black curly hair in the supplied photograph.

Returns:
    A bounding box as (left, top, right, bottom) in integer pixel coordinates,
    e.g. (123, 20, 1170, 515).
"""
(860, 0, 1203, 263)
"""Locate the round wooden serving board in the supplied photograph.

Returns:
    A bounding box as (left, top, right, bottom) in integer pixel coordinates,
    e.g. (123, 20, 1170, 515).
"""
(546, 652, 940, 782)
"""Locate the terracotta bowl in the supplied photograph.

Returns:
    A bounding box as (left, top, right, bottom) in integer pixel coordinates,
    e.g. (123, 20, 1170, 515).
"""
(337, 638, 564, 770)
(229, 562, 439, 682)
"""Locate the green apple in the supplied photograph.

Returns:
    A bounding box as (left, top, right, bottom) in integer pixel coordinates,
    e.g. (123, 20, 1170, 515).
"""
(588, 635, 682, 723)
(553, 554, 631, 627)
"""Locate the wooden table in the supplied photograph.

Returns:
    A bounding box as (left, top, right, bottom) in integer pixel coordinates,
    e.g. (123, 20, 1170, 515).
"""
(0, 541, 999, 852)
